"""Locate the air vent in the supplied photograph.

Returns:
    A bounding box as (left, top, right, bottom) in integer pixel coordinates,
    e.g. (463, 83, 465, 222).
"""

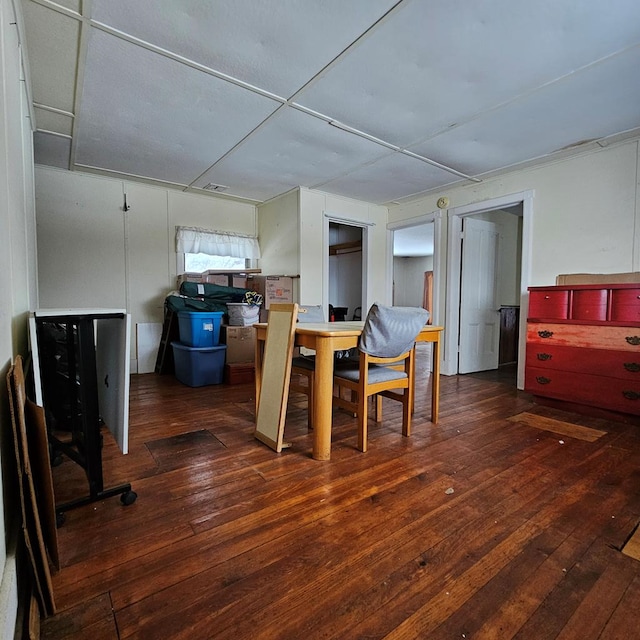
(202, 183, 229, 192)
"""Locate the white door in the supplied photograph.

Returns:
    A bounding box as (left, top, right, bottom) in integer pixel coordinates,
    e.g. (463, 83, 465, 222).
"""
(458, 217, 500, 373)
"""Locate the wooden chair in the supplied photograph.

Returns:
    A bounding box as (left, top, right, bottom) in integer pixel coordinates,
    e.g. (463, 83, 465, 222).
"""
(333, 304, 429, 452)
(289, 305, 325, 429)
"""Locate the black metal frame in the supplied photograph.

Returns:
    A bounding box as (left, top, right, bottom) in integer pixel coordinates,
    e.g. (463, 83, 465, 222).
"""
(35, 313, 134, 518)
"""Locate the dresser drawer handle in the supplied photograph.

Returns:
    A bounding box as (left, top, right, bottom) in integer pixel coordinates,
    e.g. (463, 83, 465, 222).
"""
(536, 376, 551, 385)
(538, 330, 554, 339)
(622, 390, 640, 401)
(624, 362, 640, 373)
(537, 353, 552, 361)
(625, 336, 640, 346)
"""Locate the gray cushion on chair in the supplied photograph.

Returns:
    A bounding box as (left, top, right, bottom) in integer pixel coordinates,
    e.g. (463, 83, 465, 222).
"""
(359, 304, 430, 358)
(297, 305, 325, 323)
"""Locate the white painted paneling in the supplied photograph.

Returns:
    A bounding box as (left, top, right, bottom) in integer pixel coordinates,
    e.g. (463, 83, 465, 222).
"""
(299, 188, 326, 306)
(35, 169, 127, 309)
(35, 166, 258, 367)
(1, 0, 39, 632)
(257, 190, 300, 279)
(390, 139, 640, 289)
(125, 182, 170, 324)
(136, 322, 162, 374)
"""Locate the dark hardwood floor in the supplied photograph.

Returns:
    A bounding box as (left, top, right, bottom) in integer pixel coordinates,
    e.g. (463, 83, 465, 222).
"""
(40, 356, 640, 639)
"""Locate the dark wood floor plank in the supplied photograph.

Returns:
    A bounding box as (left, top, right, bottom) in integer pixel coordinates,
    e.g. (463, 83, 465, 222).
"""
(40, 367, 640, 640)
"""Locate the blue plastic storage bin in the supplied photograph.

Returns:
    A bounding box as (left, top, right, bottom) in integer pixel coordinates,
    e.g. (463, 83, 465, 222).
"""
(177, 311, 224, 347)
(171, 342, 227, 387)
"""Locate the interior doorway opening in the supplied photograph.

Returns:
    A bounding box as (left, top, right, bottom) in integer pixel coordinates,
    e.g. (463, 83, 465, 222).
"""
(444, 191, 533, 390)
(327, 221, 363, 322)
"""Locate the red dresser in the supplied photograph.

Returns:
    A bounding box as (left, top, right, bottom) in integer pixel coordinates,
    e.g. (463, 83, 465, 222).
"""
(526, 283, 640, 416)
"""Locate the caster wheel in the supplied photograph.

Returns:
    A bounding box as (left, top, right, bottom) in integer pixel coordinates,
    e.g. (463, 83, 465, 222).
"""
(56, 512, 66, 528)
(120, 490, 137, 506)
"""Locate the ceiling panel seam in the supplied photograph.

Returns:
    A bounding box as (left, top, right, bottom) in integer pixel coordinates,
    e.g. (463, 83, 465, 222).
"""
(33, 102, 74, 118)
(27, 0, 81, 20)
(89, 19, 288, 105)
(406, 41, 640, 150)
(38, 129, 71, 140)
(68, 0, 92, 171)
(28, 0, 481, 189)
(285, 0, 406, 101)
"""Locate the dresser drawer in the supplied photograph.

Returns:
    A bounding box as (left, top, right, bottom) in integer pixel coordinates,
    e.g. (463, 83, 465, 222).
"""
(527, 323, 640, 351)
(528, 290, 569, 320)
(525, 343, 640, 380)
(525, 366, 640, 415)
(570, 289, 607, 322)
(610, 288, 640, 323)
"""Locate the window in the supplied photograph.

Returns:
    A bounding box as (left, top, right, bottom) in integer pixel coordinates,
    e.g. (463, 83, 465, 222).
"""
(184, 253, 247, 273)
(176, 226, 260, 274)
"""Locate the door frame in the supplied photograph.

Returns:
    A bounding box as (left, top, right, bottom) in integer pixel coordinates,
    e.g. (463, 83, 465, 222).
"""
(443, 190, 534, 389)
(323, 213, 372, 319)
(387, 209, 444, 325)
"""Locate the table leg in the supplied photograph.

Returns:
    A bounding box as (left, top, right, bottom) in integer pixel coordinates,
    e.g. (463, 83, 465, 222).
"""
(431, 336, 440, 423)
(313, 340, 334, 461)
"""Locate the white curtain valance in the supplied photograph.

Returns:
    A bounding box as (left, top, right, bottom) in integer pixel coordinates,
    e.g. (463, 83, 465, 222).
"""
(176, 226, 261, 259)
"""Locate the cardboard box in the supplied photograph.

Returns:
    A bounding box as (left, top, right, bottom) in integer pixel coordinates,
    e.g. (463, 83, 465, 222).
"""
(204, 273, 229, 286)
(231, 275, 248, 289)
(247, 275, 294, 309)
(555, 272, 640, 285)
(224, 362, 255, 385)
(220, 324, 255, 363)
(177, 273, 204, 287)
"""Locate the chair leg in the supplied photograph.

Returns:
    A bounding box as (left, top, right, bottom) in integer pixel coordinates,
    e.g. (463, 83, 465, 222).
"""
(402, 389, 411, 437)
(358, 391, 369, 452)
(374, 395, 383, 422)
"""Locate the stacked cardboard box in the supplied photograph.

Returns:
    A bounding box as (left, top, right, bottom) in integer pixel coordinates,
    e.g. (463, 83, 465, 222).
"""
(220, 325, 255, 364)
(246, 275, 294, 322)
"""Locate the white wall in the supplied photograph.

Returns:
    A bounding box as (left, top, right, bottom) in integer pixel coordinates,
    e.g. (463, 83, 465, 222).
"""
(389, 138, 640, 287)
(257, 189, 299, 276)
(0, 0, 38, 633)
(256, 189, 301, 303)
(299, 187, 388, 312)
(35, 166, 258, 371)
(393, 255, 433, 307)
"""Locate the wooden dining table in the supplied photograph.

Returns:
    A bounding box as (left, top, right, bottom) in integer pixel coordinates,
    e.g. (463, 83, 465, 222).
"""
(254, 320, 443, 461)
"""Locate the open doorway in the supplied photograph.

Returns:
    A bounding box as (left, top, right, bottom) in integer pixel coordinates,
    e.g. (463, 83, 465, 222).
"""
(458, 207, 523, 383)
(328, 222, 363, 322)
(391, 218, 438, 372)
(444, 191, 533, 389)
(392, 222, 434, 314)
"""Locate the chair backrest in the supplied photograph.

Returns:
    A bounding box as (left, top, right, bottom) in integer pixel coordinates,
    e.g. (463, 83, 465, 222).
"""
(359, 304, 430, 358)
(297, 305, 325, 323)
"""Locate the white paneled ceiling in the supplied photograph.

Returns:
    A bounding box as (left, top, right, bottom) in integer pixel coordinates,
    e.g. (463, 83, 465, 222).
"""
(20, 0, 640, 205)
